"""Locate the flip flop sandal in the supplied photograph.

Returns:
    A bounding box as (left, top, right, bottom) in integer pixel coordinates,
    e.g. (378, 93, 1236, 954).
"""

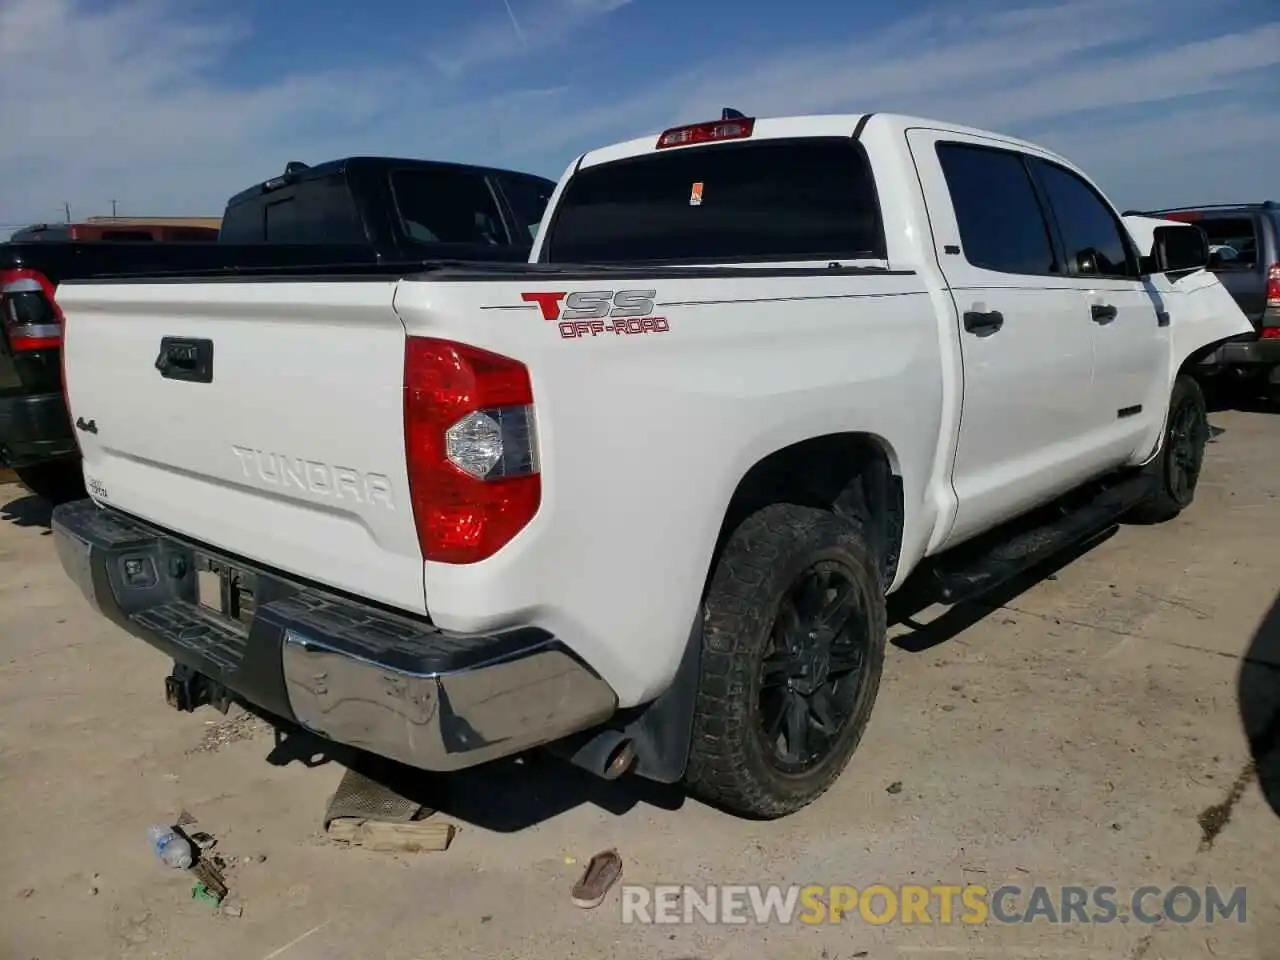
(570, 848, 623, 909)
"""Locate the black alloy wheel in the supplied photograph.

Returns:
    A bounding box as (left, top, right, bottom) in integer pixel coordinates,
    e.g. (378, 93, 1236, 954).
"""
(757, 561, 872, 775)
(1165, 388, 1208, 507)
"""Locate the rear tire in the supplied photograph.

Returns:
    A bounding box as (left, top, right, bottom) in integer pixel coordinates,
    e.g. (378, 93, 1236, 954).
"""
(1129, 374, 1208, 524)
(684, 503, 886, 819)
(15, 459, 86, 505)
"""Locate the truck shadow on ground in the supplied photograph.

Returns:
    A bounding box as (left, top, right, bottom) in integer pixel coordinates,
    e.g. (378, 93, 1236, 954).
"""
(886, 419, 1231, 652)
(0, 489, 53, 532)
(252, 511, 1183, 828)
(256, 712, 686, 832)
(888, 527, 1118, 653)
(1238, 589, 1280, 819)
(257, 527, 1127, 829)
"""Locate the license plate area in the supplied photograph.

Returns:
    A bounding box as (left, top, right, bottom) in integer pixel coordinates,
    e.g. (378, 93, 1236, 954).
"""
(194, 554, 258, 634)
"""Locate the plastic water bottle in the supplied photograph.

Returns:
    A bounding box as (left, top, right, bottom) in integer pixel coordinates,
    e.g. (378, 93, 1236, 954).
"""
(146, 825, 193, 869)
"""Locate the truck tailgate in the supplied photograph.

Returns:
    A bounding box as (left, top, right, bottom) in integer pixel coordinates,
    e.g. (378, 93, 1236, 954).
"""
(56, 279, 426, 613)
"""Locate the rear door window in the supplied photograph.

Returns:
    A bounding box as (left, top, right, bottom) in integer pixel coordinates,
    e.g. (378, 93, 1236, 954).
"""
(543, 137, 885, 264)
(936, 142, 1059, 276)
(390, 168, 510, 246)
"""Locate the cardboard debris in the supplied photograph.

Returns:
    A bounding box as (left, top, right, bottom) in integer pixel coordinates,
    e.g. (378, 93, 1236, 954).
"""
(326, 817, 455, 853)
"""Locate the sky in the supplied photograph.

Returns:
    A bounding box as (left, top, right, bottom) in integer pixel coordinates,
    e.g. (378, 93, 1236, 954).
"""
(0, 0, 1277, 233)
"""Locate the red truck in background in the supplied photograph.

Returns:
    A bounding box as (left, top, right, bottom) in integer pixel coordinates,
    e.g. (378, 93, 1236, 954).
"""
(10, 221, 222, 243)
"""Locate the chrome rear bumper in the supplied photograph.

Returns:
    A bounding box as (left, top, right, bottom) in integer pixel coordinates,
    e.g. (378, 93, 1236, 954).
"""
(281, 628, 618, 771)
(51, 498, 617, 772)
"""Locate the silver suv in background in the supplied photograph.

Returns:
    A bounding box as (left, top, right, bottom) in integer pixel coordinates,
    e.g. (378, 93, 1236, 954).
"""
(1127, 201, 1280, 401)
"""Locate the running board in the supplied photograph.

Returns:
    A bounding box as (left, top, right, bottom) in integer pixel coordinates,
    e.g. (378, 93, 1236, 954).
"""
(923, 473, 1157, 605)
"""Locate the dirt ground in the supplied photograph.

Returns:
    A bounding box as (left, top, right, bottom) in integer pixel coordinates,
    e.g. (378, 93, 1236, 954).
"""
(2, 409, 1278, 960)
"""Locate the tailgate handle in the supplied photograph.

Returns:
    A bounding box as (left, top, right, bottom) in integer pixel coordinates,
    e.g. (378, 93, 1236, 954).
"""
(155, 337, 213, 383)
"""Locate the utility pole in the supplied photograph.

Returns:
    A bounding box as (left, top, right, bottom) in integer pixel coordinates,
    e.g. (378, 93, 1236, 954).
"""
(111, 199, 118, 217)
(64, 202, 71, 223)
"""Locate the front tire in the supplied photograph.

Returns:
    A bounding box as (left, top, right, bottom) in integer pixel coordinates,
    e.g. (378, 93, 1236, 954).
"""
(684, 503, 886, 819)
(1130, 374, 1209, 524)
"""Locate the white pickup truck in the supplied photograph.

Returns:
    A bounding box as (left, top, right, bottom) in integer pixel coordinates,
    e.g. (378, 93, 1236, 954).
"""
(52, 112, 1250, 819)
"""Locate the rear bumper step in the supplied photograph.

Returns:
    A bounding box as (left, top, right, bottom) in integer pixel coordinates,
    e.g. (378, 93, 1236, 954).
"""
(51, 499, 617, 772)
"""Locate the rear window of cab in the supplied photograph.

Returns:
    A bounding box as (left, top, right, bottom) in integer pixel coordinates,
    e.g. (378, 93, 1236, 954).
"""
(542, 137, 886, 265)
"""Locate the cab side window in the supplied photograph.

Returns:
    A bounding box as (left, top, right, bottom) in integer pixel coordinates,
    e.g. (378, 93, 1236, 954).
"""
(1030, 159, 1137, 279)
(936, 143, 1059, 276)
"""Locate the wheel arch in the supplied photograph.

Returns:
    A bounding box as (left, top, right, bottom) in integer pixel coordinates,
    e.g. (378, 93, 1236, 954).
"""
(707, 431, 905, 592)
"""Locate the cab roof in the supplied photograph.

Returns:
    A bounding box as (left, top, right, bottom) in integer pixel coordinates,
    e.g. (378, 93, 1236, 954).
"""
(576, 112, 1071, 171)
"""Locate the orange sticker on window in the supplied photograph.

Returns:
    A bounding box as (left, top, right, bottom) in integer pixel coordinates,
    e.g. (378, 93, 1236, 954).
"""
(689, 181, 704, 206)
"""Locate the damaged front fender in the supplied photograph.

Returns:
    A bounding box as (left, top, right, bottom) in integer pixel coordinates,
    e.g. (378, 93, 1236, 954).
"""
(1123, 215, 1254, 465)
(1124, 215, 1255, 377)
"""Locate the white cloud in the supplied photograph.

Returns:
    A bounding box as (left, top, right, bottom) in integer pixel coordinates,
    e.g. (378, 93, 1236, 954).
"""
(0, 0, 1276, 231)
(0, 0, 397, 226)
(488, 0, 1280, 207)
(1034, 103, 1280, 206)
(427, 0, 634, 77)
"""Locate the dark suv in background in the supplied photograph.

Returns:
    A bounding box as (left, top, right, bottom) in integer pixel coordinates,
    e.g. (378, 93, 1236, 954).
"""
(1129, 201, 1280, 401)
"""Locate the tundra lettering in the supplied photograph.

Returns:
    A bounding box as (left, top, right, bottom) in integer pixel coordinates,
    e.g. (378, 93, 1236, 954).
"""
(231, 445, 394, 509)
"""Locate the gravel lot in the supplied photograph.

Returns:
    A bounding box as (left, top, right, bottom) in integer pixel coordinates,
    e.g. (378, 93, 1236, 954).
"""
(1, 408, 1278, 960)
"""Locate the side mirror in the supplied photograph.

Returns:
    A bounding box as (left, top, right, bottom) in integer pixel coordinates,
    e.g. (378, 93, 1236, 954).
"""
(1152, 223, 1209, 274)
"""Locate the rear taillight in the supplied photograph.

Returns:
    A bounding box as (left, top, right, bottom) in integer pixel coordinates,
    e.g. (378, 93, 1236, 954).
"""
(1266, 263, 1280, 312)
(404, 337, 540, 564)
(656, 116, 755, 149)
(1, 267, 63, 352)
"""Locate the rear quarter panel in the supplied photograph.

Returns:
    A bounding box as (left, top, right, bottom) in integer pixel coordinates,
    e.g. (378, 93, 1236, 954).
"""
(395, 269, 943, 706)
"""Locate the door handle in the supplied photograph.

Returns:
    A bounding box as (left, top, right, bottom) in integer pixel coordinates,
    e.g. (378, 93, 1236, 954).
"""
(1091, 303, 1118, 324)
(963, 310, 1004, 335)
(155, 337, 214, 383)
